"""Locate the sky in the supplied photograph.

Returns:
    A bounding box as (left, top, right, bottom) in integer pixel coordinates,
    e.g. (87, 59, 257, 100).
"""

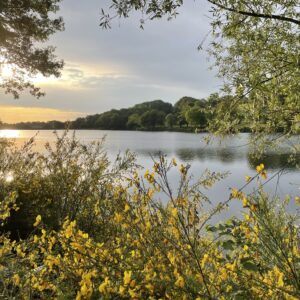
(0, 0, 221, 123)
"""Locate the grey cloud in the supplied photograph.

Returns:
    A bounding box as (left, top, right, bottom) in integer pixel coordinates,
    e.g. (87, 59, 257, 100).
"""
(65, 68, 84, 80)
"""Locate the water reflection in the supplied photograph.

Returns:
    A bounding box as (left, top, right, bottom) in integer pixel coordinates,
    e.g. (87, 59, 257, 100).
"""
(0, 130, 20, 138)
(174, 148, 245, 163)
(139, 147, 298, 171)
(1, 130, 299, 172)
(248, 152, 300, 171)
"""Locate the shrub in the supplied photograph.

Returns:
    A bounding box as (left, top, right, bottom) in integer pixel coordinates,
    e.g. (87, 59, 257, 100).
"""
(0, 133, 299, 299)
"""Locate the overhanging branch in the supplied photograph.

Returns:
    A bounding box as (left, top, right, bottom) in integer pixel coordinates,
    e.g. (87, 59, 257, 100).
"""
(208, 0, 300, 26)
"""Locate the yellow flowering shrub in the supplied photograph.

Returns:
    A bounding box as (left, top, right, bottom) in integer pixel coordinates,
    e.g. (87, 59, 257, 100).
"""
(0, 135, 299, 299)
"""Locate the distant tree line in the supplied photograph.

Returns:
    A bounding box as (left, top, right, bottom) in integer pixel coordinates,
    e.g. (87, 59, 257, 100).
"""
(1, 120, 65, 130)
(1, 94, 254, 132)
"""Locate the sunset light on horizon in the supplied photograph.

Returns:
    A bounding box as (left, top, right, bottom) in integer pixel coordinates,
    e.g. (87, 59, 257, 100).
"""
(0, 106, 85, 124)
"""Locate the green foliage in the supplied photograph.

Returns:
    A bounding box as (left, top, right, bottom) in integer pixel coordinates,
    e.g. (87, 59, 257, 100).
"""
(140, 109, 165, 129)
(4, 97, 210, 131)
(0, 132, 137, 240)
(127, 113, 141, 129)
(174, 96, 204, 112)
(0, 0, 64, 98)
(69, 100, 173, 131)
(209, 0, 300, 136)
(185, 107, 207, 128)
(3, 92, 298, 138)
(133, 99, 173, 115)
(165, 113, 176, 128)
(95, 110, 128, 130)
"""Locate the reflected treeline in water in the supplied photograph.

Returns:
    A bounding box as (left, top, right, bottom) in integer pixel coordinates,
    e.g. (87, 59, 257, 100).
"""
(248, 152, 300, 171)
(175, 148, 245, 163)
(138, 146, 299, 171)
(138, 147, 246, 163)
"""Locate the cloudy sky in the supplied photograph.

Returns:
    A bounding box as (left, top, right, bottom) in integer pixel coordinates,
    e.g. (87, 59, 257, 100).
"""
(0, 0, 221, 123)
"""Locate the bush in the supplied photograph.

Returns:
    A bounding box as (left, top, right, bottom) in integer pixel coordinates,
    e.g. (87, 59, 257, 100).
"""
(0, 132, 137, 239)
(0, 133, 300, 299)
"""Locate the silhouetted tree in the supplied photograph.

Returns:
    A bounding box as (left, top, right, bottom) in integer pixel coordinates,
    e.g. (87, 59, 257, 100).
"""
(0, 0, 64, 98)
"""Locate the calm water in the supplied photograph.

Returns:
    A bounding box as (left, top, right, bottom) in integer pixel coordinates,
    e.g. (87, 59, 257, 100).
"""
(1, 129, 299, 219)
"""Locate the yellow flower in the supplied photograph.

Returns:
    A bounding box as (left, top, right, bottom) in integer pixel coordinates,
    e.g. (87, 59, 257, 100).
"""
(179, 164, 187, 176)
(64, 221, 76, 238)
(128, 289, 138, 298)
(16, 245, 25, 258)
(33, 215, 42, 227)
(242, 197, 249, 208)
(119, 285, 126, 295)
(167, 252, 176, 264)
(144, 169, 155, 183)
(99, 277, 110, 293)
(245, 175, 252, 182)
(201, 254, 209, 268)
(114, 213, 123, 223)
(13, 274, 20, 286)
(274, 267, 284, 287)
(146, 283, 154, 293)
(153, 162, 160, 172)
(170, 207, 178, 218)
(144, 169, 149, 178)
(175, 275, 185, 288)
(256, 163, 265, 173)
(145, 221, 151, 232)
(172, 158, 177, 166)
(123, 270, 132, 285)
(33, 235, 39, 243)
(124, 203, 130, 213)
(256, 163, 267, 179)
(231, 188, 244, 199)
(80, 284, 89, 296)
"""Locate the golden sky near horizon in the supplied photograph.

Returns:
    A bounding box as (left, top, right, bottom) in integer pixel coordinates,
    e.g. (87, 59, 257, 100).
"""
(0, 106, 85, 123)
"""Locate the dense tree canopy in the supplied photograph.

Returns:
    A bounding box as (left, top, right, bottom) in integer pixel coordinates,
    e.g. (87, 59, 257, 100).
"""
(174, 96, 205, 112)
(3, 94, 253, 132)
(140, 109, 165, 129)
(101, 0, 300, 136)
(0, 0, 64, 98)
(185, 107, 207, 128)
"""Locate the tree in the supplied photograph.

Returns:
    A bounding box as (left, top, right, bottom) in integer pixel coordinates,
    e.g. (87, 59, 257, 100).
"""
(127, 113, 141, 130)
(133, 100, 173, 115)
(208, 0, 300, 136)
(177, 114, 188, 128)
(140, 109, 165, 129)
(95, 111, 126, 130)
(165, 113, 176, 128)
(0, 0, 64, 98)
(185, 108, 207, 128)
(100, 0, 300, 136)
(174, 97, 201, 113)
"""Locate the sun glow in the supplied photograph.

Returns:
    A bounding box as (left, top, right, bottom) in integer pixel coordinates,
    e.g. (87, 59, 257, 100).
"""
(0, 130, 20, 138)
(0, 61, 57, 85)
(0, 64, 14, 78)
(31, 73, 59, 85)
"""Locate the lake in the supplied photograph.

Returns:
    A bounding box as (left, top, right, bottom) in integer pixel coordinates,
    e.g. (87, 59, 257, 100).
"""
(1, 129, 299, 220)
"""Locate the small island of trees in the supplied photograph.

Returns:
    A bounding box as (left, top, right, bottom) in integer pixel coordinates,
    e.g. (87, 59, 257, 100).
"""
(1, 94, 252, 132)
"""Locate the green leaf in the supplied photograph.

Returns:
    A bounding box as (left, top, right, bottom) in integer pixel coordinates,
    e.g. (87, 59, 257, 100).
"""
(222, 240, 235, 250)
